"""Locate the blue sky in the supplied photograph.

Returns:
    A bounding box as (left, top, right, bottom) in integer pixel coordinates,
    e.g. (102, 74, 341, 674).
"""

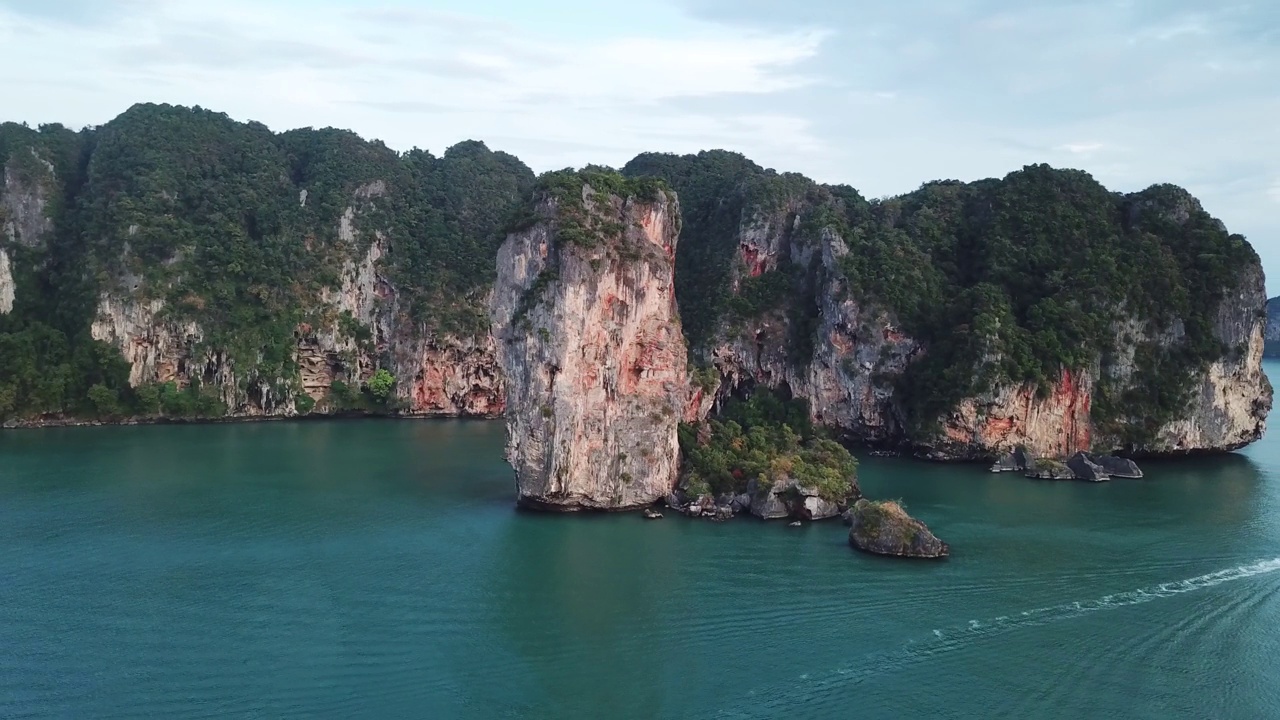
(2, 0, 1277, 294)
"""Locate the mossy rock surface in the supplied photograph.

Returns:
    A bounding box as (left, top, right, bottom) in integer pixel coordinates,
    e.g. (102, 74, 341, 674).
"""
(848, 499, 949, 559)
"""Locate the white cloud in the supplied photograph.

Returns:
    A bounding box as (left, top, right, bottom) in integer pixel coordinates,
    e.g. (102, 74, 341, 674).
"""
(1059, 142, 1105, 156)
(0, 0, 825, 171)
(1268, 181, 1280, 204)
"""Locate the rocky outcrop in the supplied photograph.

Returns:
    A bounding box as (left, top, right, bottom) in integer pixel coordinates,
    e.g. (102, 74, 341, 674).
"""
(1, 146, 59, 315)
(848, 499, 949, 559)
(0, 248, 13, 314)
(1091, 455, 1143, 478)
(1265, 297, 1280, 357)
(91, 296, 201, 388)
(1141, 263, 1271, 454)
(2, 150, 56, 249)
(1065, 452, 1107, 482)
(746, 477, 849, 521)
(492, 179, 689, 511)
(992, 446, 1145, 482)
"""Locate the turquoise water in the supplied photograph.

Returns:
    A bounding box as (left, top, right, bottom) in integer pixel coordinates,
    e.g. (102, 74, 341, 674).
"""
(2, 379, 1279, 718)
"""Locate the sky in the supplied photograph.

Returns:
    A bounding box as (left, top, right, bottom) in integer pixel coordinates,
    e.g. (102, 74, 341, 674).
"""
(2, 0, 1277, 293)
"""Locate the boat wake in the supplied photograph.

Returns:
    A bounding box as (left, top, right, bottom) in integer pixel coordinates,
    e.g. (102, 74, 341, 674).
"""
(720, 557, 1280, 717)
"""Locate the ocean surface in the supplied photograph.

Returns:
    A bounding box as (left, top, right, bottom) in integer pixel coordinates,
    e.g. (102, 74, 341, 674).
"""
(2, 371, 1279, 718)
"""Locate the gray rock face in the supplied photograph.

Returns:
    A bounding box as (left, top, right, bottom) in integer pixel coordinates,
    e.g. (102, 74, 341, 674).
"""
(3, 151, 56, 250)
(990, 447, 1032, 473)
(492, 183, 689, 511)
(1090, 455, 1144, 479)
(1, 149, 58, 316)
(750, 486, 793, 520)
(0, 248, 13, 315)
(748, 479, 847, 521)
(1066, 452, 1109, 482)
(798, 495, 842, 521)
(708, 226, 919, 448)
(848, 499, 949, 559)
(990, 453, 1019, 473)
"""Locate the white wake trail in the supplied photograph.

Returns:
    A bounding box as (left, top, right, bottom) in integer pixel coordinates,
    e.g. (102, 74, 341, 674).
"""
(720, 558, 1280, 718)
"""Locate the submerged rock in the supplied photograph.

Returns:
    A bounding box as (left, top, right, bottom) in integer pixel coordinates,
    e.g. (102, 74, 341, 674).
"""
(848, 499, 949, 559)
(643, 508, 663, 520)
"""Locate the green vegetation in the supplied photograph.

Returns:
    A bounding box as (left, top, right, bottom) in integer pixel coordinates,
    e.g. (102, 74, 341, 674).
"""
(678, 389, 857, 502)
(524, 167, 670, 251)
(850, 499, 917, 544)
(623, 151, 839, 352)
(367, 369, 395, 403)
(629, 153, 1258, 447)
(0, 104, 532, 423)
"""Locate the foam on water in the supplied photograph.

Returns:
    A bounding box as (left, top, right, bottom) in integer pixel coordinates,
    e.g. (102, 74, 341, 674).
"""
(722, 558, 1280, 718)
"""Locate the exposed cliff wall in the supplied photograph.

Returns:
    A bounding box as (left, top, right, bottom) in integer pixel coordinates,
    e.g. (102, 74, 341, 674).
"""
(630, 153, 1271, 460)
(2, 150, 56, 249)
(1265, 297, 1280, 357)
(708, 226, 919, 446)
(1, 143, 59, 315)
(0, 249, 12, 314)
(1145, 263, 1270, 452)
(0, 105, 526, 425)
(492, 174, 688, 510)
(91, 192, 506, 420)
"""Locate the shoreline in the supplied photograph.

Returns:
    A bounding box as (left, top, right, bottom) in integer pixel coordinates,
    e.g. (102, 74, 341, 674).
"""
(1, 411, 502, 431)
(2, 412, 1252, 464)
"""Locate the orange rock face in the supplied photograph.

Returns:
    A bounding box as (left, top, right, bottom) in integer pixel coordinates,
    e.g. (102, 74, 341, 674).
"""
(940, 368, 1094, 459)
(492, 183, 690, 510)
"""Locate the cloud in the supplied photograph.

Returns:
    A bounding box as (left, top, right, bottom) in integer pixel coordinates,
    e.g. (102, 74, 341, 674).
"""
(1268, 182, 1280, 204)
(0, 0, 152, 25)
(1059, 142, 1105, 156)
(0, 0, 827, 196)
(675, 0, 1280, 291)
(3, 0, 1278, 290)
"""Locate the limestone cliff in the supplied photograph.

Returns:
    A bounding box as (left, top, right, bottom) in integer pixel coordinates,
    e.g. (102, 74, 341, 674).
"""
(709, 223, 919, 448)
(0, 248, 13, 315)
(2, 149, 56, 250)
(662, 166, 1271, 461)
(1265, 297, 1280, 357)
(91, 185, 505, 419)
(1, 144, 59, 315)
(492, 175, 687, 510)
